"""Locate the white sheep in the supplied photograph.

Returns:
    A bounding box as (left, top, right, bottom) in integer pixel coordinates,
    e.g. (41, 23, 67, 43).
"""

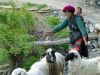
(45, 48, 65, 75)
(11, 68, 27, 75)
(11, 48, 65, 75)
(65, 50, 100, 75)
(11, 57, 49, 75)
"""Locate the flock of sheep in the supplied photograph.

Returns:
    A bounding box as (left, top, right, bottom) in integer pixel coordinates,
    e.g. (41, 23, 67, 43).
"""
(11, 47, 100, 75)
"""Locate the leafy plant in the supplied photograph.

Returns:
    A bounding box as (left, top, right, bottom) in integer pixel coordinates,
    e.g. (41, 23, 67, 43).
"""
(21, 56, 39, 70)
(47, 16, 61, 28)
(22, 2, 47, 10)
(0, 6, 38, 68)
(47, 16, 69, 38)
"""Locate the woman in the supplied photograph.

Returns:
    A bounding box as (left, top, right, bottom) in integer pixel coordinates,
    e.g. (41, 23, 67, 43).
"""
(43, 5, 88, 58)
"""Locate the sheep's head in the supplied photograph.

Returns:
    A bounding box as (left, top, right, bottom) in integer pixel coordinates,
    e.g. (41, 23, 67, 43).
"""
(45, 48, 56, 63)
(65, 50, 81, 61)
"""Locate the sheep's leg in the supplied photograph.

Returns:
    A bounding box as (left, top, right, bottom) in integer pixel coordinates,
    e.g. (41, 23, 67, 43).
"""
(60, 64, 64, 75)
(60, 69, 64, 75)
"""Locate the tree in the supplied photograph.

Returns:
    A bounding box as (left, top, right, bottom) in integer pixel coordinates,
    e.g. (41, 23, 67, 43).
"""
(0, 7, 36, 68)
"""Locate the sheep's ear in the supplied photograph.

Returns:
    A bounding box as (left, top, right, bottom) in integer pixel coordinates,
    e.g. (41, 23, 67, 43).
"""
(65, 53, 75, 61)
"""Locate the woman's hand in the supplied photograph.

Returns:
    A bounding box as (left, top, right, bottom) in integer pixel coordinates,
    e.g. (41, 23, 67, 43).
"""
(43, 30, 53, 39)
(84, 41, 88, 46)
(83, 37, 88, 46)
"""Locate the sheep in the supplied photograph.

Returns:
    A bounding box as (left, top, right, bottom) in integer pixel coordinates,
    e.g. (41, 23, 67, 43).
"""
(65, 50, 100, 75)
(11, 48, 65, 75)
(11, 68, 27, 75)
(11, 57, 49, 75)
(45, 48, 65, 75)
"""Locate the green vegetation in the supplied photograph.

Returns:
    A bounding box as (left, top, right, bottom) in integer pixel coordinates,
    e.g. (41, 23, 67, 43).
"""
(21, 56, 39, 70)
(22, 2, 48, 10)
(47, 16, 61, 27)
(0, 50, 10, 65)
(0, 1, 69, 70)
(0, 8, 35, 55)
(0, 5, 44, 69)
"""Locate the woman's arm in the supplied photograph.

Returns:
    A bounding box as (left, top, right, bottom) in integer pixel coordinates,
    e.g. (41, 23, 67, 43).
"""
(52, 18, 68, 33)
(76, 16, 88, 45)
(43, 18, 68, 38)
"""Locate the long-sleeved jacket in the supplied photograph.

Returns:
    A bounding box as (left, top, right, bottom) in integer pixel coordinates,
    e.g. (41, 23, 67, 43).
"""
(52, 15, 87, 38)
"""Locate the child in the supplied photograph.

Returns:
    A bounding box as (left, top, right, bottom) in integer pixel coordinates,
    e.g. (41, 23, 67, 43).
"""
(75, 7, 83, 16)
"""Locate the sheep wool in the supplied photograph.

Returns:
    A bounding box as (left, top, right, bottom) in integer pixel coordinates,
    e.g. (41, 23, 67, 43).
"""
(68, 50, 100, 75)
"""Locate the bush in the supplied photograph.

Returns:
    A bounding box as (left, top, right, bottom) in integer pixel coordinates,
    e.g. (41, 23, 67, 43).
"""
(0, 8, 35, 55)
(20, 45, 45, 70)
(0, 6, 41, 68)
(0, 49, 10, 65)
(21, 56, 39, 70)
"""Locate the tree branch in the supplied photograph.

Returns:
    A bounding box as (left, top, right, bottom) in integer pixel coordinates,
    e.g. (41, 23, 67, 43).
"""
(33, 34, 98, 46)
(0, 64, 10, 69)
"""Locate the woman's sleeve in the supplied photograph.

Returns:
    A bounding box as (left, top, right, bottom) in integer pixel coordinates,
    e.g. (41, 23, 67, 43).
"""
(52, 18, 68, 33)
(76, 17, 87, 37)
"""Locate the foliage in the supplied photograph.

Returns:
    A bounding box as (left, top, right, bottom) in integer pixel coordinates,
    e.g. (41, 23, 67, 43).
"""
(0, 8, 36, 56)
(0, 5, 40, 68)
(47, 16, 61, 28)
(20, 45, 45, 70)
(22, 2, 47, 10)
(21, 56, 39, 70)
(0, 49, 10, 65)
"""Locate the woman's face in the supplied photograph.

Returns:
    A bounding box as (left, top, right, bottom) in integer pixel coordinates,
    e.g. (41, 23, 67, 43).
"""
(64, 11, 73, 18)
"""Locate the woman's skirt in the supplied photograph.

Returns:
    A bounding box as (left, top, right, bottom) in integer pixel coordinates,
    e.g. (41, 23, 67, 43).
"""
(70, 31, 88, 58)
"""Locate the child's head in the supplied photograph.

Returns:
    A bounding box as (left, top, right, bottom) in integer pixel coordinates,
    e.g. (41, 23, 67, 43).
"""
(75, 7, 82, 16)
